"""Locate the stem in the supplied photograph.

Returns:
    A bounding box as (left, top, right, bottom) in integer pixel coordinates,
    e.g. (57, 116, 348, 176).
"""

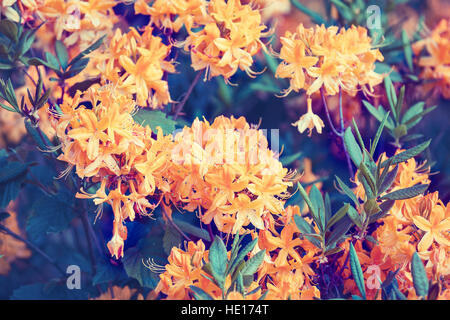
(321, 87, 354, 178)
(162, 209, 191, 242)
(173, 72, 202, 120)
(0, 224, 66, 277)
(321, 88, 342, 137)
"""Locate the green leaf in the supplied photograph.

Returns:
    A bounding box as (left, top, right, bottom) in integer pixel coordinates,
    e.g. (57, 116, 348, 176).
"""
(380, 184, 428, 201)
(241, 249, 265, 277)
(335, 175, 359, 207)
(123, 232, 166, 289)
(45, 51, 61, 71)
(349, 243, 366, 299)
(384, 76, 398, 121)
(344, 127, 363, 167)
(411, 252, 429, 298)
(133, 109, 177, 135)
(55, 40, 69, 70)
(228, 237, 257, 276)
(0, 161, 29, 208)
(370, 111, 390, 156)
(377, 164, 399, 196)
(331, 0, 353, 20)
(172, 218, 210, 242)
(290, 0, 326, 24)
(309, 185, 325, 232)
(297, 182, 320, 227)
(401, 102, 424, 126)
(402, 30, 414, 72)
(26, 190, 76, 241)
(293, 214, 321, 248)
(209, 236, 228, 287)
(189, 285, 214, 300)
(325, 216, 353, 248)
(280, 151, 302, 166)
(381, 184, 429, 200)
(362, 100, 395, 130)
(326, 203, 350, 232)
(69, 35, 106, 67)
(162, 224, 182, 255)
(402, 105, 437, 130)
(359, 162, 377, 196)
(347, 205, 362, 228)
(381, 140, 431, 168)
(0, 20, 18, 43)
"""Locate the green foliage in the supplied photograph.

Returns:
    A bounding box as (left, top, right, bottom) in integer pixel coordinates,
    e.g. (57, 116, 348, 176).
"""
(133, 109, 177, 135)
(411, 252, 429, 299)
(26, 190, 77, 241)
(363, 78, 436, 145)
(0, 152, 30, 208)
(28, 35, 105, 82)
(349, 243, 366, 300)
(194, 233, 265, 300)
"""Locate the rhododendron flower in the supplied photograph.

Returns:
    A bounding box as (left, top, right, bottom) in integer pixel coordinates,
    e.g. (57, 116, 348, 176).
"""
(291, 98, 324, 136)
(276, 24, 384, 98)
(182, 0, 270, 82)
(412, 19, 450, 99)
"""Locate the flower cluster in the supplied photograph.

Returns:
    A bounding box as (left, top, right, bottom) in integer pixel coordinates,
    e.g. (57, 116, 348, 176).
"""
(412, 19, 450, 99)
(34, 0, 120, 55)
(275, 24, 384, 98)
(91, 25, 176, 108)
(54, 85, 172, 258)
(152, 206, 320, 300)
(169, 116, 293, 234)
(134, 0, 208, 33)
(342, 153, 450, 299)
(181, 0, 270, 82)
(55, 96, 293, 257)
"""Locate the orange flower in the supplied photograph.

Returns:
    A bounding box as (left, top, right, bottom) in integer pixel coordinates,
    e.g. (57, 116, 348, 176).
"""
(412, 19, 450, 99)
(92, 286, 137, 300)
(412, 203, 450, 252)
(182, 0, 270, 82)
(276, 24, 384, 98)
(291, 97, 324, 136)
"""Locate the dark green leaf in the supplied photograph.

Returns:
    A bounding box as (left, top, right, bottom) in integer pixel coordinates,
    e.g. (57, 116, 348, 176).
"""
(349, 243, 366, 299)
(380, 184, 428, 201)
(241, 250, 265, 277)
(133, 109, 177, 135)
(0, 20, 18, 42)
(344, 127, 363, 167)
(411, 252, 429, 298)
(381, 140, 430, 168)
(55, 40, 69, 70)
(209, 236, 228, 287)
(189, 285, 214, 300)
(26, 190, 76, 241)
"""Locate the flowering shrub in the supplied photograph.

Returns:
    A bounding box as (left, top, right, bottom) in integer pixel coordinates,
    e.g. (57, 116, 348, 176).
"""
(0, 0, 448, 301)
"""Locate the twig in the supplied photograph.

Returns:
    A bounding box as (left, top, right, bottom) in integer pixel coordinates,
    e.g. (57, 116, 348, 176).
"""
(0, 224, 66, 277)
(173, 72, 202, 120)
(321, 88, 342, 137)
(161, 209, 191, 242)
(321, 87, 354, 178)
